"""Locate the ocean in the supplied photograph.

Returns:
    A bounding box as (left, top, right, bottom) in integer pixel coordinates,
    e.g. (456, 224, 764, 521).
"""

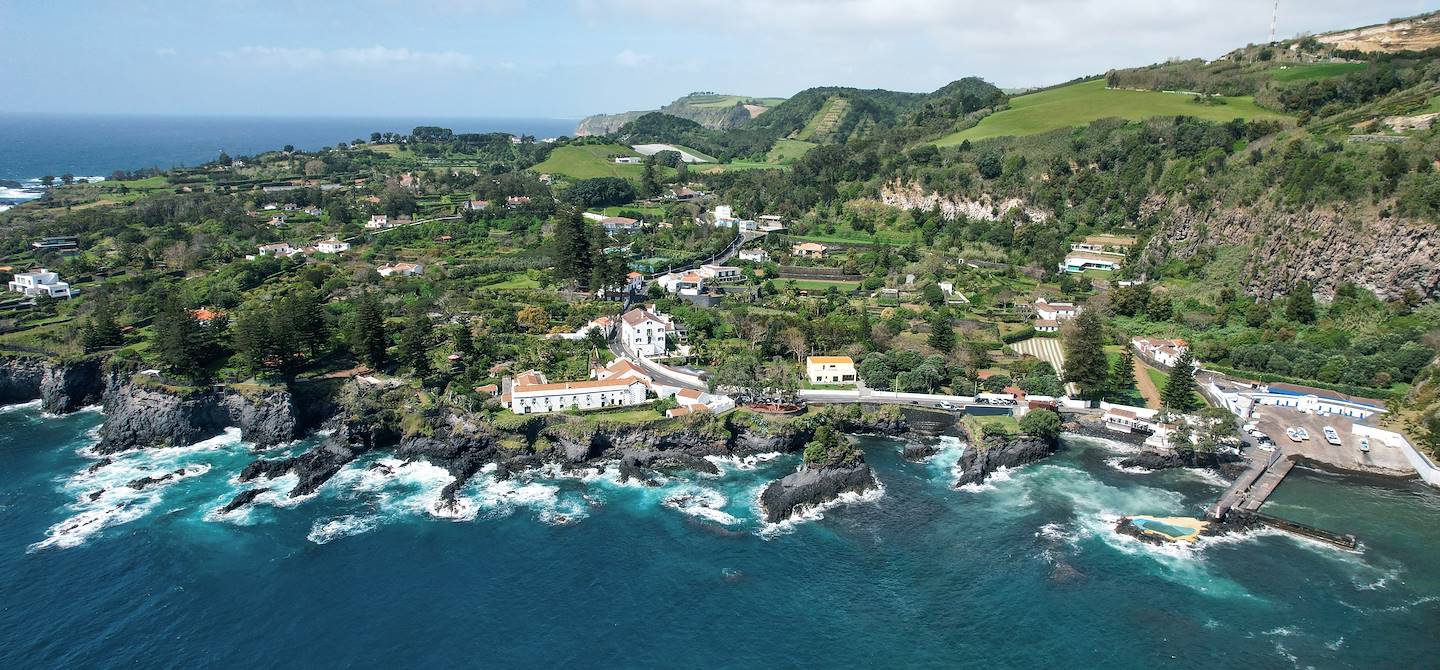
(0, 113, 579, 182)
(2, 403, 1437, 668)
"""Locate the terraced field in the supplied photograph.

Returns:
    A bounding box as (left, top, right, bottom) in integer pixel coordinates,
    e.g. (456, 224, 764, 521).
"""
(936, 79, 1290, 145)
(796, 97, 850, 141)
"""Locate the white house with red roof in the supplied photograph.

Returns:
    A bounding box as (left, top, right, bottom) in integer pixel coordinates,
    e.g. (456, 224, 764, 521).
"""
(1034, 297, 1080, 321)
(1131, 337, 1189, 368)
(620, 305, 683, 358)
(504, 369, 648, 414)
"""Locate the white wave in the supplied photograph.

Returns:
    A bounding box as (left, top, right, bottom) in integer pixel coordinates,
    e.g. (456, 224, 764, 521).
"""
(29, 460, 215, 552)
(308, 514, 381, 544)
(0, 399, 42, 413)
(1064, 433, 1147, 453)
(662, 485, 738, 525)
(1104, 457, 1154, 475)
(703, 452, 783, 472)
(757, 477, 886, 539)
(957, 465, 1012, 492)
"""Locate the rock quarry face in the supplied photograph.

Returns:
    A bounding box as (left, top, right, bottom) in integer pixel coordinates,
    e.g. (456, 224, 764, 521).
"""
(880, 180, 1050, 223)
(758, 462, 878, 524)
(1139, 198, 1440, 302)
(953, 433, 1058, 487)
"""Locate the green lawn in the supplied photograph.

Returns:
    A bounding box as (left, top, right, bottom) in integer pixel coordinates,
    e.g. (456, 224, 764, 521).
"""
(481, 275, 541, 290)
(797, 96, 849, 141)
(964, 414, 1021, 439)
(1144, 365, 1206, 408)
(936, 79, 1291, 145)
(766, 139, 816, 164)
(1268, 62, 1367, 83)
(783, 278, 860, 292)
(533, 144, 674, 181)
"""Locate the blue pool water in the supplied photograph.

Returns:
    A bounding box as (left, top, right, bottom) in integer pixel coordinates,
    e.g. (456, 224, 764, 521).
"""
(1, 402, 1437, 668)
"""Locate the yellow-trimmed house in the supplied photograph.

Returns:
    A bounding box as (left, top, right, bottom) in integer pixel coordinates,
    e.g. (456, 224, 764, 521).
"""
(806, 356, 857, 385)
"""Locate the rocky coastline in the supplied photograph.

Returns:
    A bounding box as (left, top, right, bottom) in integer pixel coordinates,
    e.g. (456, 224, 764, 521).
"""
(758, 461, 879, 524)
(953, 429, 1059, 487)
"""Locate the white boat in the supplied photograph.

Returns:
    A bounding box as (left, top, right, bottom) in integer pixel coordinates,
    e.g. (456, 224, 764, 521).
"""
(1359, 437, 1371, 453)
(1295, 427, 1311, 441)
(1286, 428, 1302, 442)
(1323, 426, 1341, 445)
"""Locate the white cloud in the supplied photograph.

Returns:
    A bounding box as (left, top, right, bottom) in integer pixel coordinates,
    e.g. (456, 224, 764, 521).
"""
(614, 49, 650, 67)
(153, 47, 178, 58)
(225, 45, 477, 70)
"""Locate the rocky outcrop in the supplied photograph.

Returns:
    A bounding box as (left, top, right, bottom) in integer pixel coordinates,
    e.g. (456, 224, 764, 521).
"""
(902, 443, 939, 461)
(1139, 197, 1440, 301)
(954, 432, 1059, 487)
(239, 438, 361, 497)
(758, 462, 878, 523)
(0, 356, 47, 406)
(880, 180, 1050, 223)
(1118, 448, 1242, 471)
(95, 383, 230, 454)
(0, 355, 107, 413)
(94, 378, 314, 454)
(219, 488, 267, 514)
(544, 419, 729, 464)
(395, 413, 501, 503)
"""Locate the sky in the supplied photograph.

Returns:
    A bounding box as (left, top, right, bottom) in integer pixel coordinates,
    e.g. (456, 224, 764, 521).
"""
(1, 0, 1433, 119)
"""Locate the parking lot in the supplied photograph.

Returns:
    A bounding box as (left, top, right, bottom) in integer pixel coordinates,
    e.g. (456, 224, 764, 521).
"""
(1249, 406, 1413, 475)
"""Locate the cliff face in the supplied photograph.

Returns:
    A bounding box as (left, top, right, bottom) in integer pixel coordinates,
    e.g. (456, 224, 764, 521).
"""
(879, 180, 1050, 223)
(0, 355, 107, 413)
(94, 379, 315, 454)
(1140, 199, 1440, 302)
(575, 96, 769, 136)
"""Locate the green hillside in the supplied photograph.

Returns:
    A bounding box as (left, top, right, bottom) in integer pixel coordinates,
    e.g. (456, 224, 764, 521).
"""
(533, 144, 654, 180)
(936, 79, 1290, 145)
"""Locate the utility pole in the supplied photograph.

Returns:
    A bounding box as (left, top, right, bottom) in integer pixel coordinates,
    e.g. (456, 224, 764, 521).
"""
(1269, 0, 1279, 43)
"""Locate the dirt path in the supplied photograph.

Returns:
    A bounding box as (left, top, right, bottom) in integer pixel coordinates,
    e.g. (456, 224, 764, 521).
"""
(1133, 358, 1162, 409)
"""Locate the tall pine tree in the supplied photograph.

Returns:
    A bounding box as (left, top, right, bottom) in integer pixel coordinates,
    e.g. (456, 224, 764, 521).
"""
(1161, 349, 1201, 412)
(350, 293, 388, 368)
(927, 309, 954, 353)
(1108, 343, 1136, 399)
(153, 297, 212, 380)
(396, 307, 434, 378)
(1063, 309, 1109, 401)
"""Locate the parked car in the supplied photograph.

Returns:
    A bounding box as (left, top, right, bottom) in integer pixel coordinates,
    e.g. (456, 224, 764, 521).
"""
(937, 401, 956, 411)
(1323, 426, 1342, 446)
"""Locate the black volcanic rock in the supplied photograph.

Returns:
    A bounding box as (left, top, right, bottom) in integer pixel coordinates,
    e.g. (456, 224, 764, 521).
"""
(1118, 448, 1242, 471)
(953, 433, 1058, 487)
(758, 462, 878, 523)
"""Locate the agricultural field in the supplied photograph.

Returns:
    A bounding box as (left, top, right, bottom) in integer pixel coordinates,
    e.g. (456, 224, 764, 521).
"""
(765, 139, 816, 164)
(795, 97, 850, 141)
(532, 144, 670, 181)
(936, 79, 1291, 145)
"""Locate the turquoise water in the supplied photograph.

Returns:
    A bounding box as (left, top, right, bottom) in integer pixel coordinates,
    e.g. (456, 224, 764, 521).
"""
(2, 402, 1437, 667)
(1130, 517, 1196, 538)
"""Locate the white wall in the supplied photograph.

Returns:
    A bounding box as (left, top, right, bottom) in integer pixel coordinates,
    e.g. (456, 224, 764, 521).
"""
(1353, 425, 1440, 487)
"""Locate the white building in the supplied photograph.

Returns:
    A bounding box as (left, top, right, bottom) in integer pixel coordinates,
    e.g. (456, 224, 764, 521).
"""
(317, 238, 350, 254)
(548, 316, 613, 341)
(791, 242, 832, 258)
(377, 262, 423, 277)
(696, 264, 741, 283)
(505, 369, 649, 415)
(806, 356, 857, 385)
(621, 306, 682, 358)
(7, 268, 74, 298)
(366, 214, 390, 229)
(600, 216, 641, 232)
(1132, 337, 1189, 368)
(738, 248, 770, 263)
(658, 271, 706, 296)
(1035, 319, 1060, 333)
(614, 156, 644, 164)
(1034, 297, 1080, 321)
(1060, 249, 1125, 273)
(256, 242, 295, 257)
